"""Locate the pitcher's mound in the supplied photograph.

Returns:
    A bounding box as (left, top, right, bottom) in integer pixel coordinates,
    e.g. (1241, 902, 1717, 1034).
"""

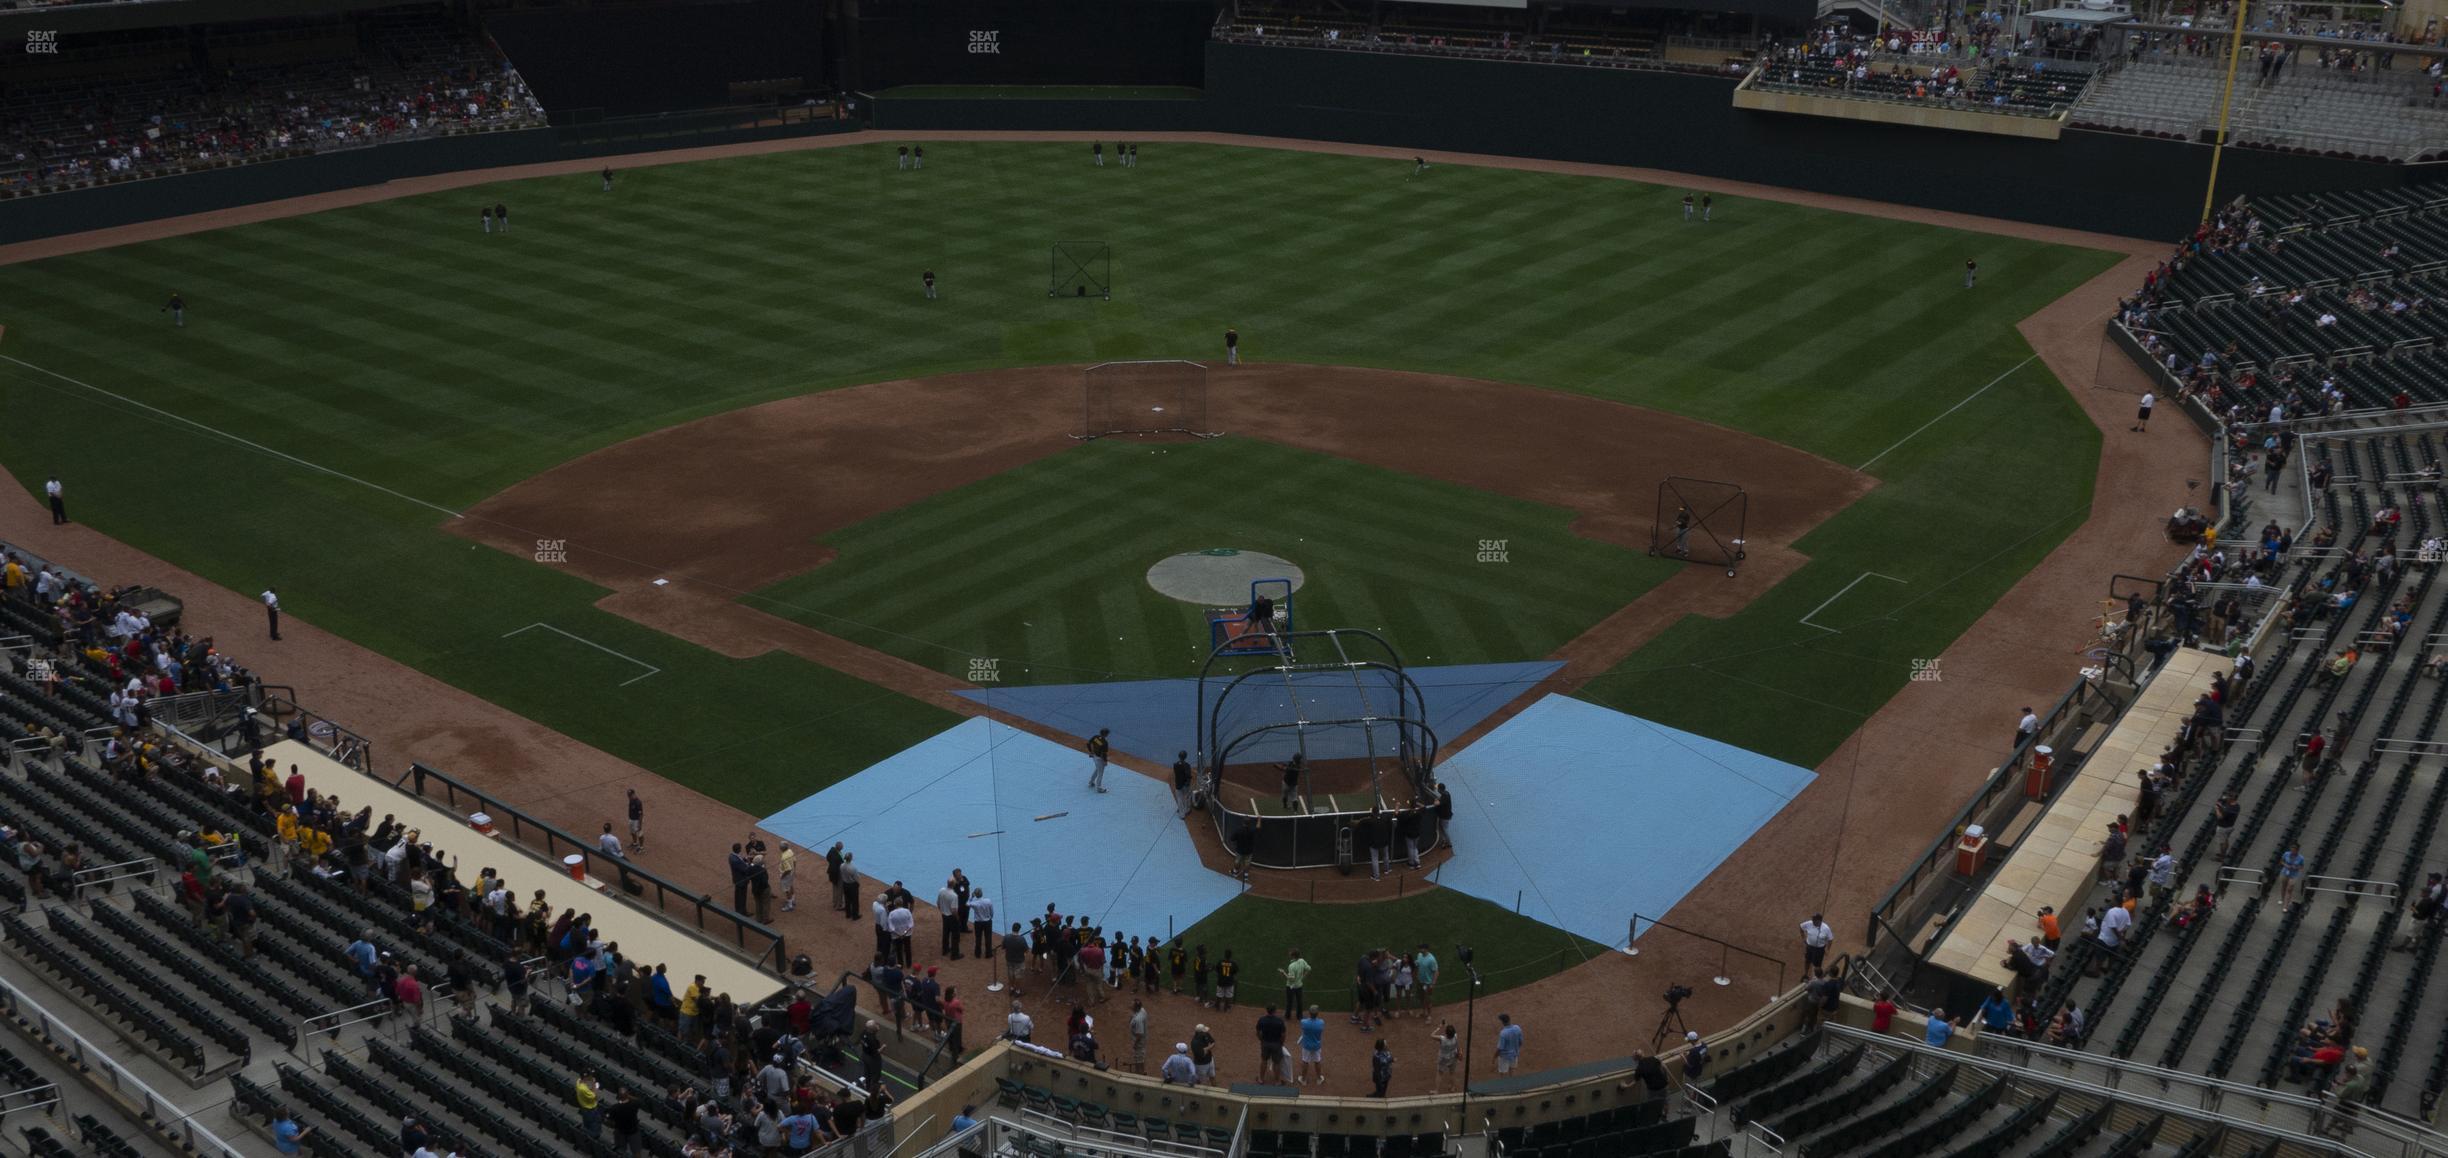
(1146, 549, 1306, 606)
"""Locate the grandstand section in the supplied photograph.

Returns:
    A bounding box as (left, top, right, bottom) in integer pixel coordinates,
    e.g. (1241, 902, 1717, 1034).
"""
(11, 0, 2448, 1151)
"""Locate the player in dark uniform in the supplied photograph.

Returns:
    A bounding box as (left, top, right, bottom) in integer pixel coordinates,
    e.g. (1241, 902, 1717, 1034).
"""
(914, 145, 924, 169)
(923, 269, 937, 300)
(1172, 751, 1197, 817)
(163, 292, 184, 327)
(495, 202, 508, 233)
(1225, 327, 1240, 365)
(1129, 143, 1140, 166)
(480, 205, 493, 234)
(1682, 193, 1695, 222)
(601, 166, 615, 191)
(1673, 506, 1693, 556)
(1701, 194, 1713, 222)
(1412, 156, 1428, 177)
(898, 145, 910, 170)
(1964, 259, 1978, 289)
(1093, 141, 1104, 167)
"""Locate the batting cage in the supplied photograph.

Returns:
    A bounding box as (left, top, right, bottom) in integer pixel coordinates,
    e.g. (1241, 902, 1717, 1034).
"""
(1194, 628, 1442, 868)
(1078, 359, 1215, 440)
(1650, 475, 1749, 577)
(1049, 241, 1111, 299)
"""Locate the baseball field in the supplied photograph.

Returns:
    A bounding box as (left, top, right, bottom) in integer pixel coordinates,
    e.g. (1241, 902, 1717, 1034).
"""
(0, 138, 2116, 998)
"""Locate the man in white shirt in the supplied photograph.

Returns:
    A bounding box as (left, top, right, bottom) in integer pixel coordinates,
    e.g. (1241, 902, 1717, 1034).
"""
(937, 880, 964, 959)
(598, 824, 625, 858)
(262, 587, 281, 641)
(2015, 707, 2038, 750)
(1005, 1001, 1034, 1043)
(2098, 904, 2133, 951)
(969, 891, 996, 958)
(887, 898, 916, 967)
(44, 477, 64, 525)
(1799, 914, 1834, 970)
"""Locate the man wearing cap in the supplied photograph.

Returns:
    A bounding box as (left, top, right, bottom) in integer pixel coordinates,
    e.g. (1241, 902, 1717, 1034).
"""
(1086, 727, 1112, 792)
(1190, 1023, 1217, 1085)
(399, 1115, 429, 1155)
(1681, 1031, 1709, 1081)
(760, 1054, 793, 1103)
(1161, 1043, 1197, 1084)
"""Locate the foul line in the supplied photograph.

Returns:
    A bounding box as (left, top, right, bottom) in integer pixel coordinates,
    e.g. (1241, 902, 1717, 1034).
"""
(1798, 571, 1909, 633)
(502, 622, 662, 686)
(0, 353, 464, 520)
(1856, 353, 2038, 472)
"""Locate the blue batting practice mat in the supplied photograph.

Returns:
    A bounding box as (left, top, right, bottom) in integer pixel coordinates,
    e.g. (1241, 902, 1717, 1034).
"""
(1431, 694, 1817, 946)
(758, 718, 1244, 939)
(956, 661, 1563, 766)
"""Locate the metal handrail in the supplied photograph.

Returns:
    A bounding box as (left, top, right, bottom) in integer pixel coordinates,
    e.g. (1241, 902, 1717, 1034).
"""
(1826, 1022, 2448, 1157)
(393, 757, 786, 975)
(0, 973, 245, 1156)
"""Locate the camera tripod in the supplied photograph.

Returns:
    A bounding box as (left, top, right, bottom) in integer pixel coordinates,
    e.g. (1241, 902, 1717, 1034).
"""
(1650, 1004, 1690, 1051)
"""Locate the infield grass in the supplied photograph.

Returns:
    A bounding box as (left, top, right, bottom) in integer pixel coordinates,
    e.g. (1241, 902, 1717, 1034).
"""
(0, 139, 2118, 819)
(753, 436, 1669, 683)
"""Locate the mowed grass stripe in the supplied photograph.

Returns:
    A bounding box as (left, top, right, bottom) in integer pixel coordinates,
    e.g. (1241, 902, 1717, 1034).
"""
(760, 438, 1661, 682)
(0, 140, 2118, 819)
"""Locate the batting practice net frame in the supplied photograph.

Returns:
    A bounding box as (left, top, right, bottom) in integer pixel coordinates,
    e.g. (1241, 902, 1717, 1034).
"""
(1651, 475, 1749, 577)
(1050, 241, 1111, 299)
(1078, 359, 1218, 440)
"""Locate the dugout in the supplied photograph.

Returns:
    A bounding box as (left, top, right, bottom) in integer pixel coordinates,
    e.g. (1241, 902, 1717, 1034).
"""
(1194, 628, 1445, 870)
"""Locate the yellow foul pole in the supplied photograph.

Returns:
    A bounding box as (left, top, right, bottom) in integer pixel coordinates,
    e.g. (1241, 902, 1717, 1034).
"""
(2200, 0, 2255, 224)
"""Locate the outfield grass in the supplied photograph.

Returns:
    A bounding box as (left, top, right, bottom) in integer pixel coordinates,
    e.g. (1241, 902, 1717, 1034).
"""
(1173, 888, 1608, 1014)
(755, 437, 1669, 682)
(877, 85, 1204, 100)
(0, 141, 2118, 822)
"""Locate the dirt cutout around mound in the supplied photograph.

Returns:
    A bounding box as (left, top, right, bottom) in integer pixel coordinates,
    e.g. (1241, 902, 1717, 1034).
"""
(447, 363, 1872, 726)
(0, 128, 2191, 1093)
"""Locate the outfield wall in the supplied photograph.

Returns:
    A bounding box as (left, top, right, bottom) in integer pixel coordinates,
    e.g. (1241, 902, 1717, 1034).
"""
(851, 41, 2439, 240)
(1197, 42, 2437, 240)
(0, 118, 856, 245)
(10, 39, 2442, 246)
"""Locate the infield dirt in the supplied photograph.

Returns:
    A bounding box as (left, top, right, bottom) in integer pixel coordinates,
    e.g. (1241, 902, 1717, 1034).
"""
(0, 129, 2188, 1091)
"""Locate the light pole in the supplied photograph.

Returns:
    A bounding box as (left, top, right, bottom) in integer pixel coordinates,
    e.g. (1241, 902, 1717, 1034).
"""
(1456, 946, 1484, 1124)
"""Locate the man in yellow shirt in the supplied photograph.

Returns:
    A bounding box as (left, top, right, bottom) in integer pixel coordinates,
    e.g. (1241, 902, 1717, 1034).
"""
(0, 558, 23, 600)
(574, 1072, 601, 1138)
(678, 976, 705, 1043)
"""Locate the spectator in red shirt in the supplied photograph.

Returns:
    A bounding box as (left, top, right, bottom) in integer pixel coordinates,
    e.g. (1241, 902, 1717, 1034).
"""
(1871, 992, 1898, 1033)
(788, 994, 813, 1035)
(394, 964, 424, 1020)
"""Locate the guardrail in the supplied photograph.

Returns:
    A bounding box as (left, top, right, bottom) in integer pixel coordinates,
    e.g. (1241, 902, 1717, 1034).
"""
(0, 972, 245, 1157)
(1831, 1022, 2448, 1158)
(256, 694, 372, 772)
(394, 760, 788, 976)
(1864, 656, 2118, 955)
